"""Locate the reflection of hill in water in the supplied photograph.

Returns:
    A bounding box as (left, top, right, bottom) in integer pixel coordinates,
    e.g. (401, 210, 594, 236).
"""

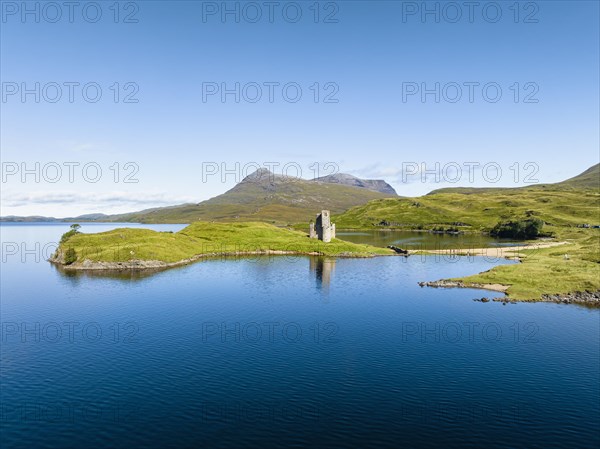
(309, 257, 336, 291)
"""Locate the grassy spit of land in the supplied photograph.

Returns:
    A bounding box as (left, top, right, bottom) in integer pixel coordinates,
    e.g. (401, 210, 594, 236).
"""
(415, 230, 599, 302)
(447, 228, 599, 302)
(50, 222, 394, 270)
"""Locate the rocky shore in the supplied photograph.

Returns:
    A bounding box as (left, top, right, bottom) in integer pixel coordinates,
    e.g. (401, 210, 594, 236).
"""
(419, 280, 600, 306)
(540, 290, 600, 305)
(421, 241, 568, 260)
(418, 279, 508, 293)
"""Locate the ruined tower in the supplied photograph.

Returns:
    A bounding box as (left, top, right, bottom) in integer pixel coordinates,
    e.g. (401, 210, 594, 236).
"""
(310, 210, 336, 243)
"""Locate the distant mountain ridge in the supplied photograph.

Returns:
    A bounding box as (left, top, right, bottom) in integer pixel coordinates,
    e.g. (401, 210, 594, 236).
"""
(0, 213, 110, 223)
(313, 173, 397, 195)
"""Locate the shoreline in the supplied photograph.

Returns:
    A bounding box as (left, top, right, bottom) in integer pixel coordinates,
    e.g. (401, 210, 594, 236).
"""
(416, 240, 600, 306)
(50, 249, 394, 271)
(50, 234, 597, 306)
(51, 240, 561, 271)
(51, 240, 566, 273)
(418, 241, 600, 308)
(416, 241, 569, 259)
(418, 279, 600, 306)
(418, 280, 509, 293)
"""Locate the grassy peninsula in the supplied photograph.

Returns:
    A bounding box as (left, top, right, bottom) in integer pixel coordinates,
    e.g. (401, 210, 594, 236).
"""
(455, 238, 599, 301)
(50, 222, 393, 270)
(419, 228, 599, 302)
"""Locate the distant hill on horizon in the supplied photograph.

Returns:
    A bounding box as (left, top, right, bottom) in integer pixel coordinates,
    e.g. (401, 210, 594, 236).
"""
(313, 173, 397, 195)
(427, 163, 600, 195)
(2, 164, 598, 225)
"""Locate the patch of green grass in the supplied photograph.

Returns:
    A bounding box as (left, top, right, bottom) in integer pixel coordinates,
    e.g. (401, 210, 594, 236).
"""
(334, 189, 599, 231)
(55, 222, 393, 264)
(455, 230, 600, 300)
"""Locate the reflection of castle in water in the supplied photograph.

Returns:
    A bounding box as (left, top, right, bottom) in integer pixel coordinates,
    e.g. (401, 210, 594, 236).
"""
(309, 257, 336, 291)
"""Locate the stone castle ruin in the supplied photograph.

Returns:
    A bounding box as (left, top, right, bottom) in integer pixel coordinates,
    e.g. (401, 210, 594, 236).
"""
(309, 210, 336, 243)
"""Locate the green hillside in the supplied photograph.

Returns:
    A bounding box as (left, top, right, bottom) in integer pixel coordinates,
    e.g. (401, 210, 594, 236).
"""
(428, 163, 600, 195)
(335, 189, 599, 231)
(558, 163, 600, 190)
(335, 165, 600, 231)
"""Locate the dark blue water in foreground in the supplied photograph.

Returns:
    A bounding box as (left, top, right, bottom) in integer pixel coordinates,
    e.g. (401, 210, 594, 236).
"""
(1, 223, 599, 448)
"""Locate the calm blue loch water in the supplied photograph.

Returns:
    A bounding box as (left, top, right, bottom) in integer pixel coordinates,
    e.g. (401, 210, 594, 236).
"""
(1, 223, 599, 449)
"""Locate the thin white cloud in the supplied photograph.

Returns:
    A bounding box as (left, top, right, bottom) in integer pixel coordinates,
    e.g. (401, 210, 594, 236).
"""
(353, 162, 490, 186)
(3, 190, 196, 208)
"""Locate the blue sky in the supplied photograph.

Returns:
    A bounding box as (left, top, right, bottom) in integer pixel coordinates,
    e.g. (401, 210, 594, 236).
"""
(1, 0, 599, 217)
